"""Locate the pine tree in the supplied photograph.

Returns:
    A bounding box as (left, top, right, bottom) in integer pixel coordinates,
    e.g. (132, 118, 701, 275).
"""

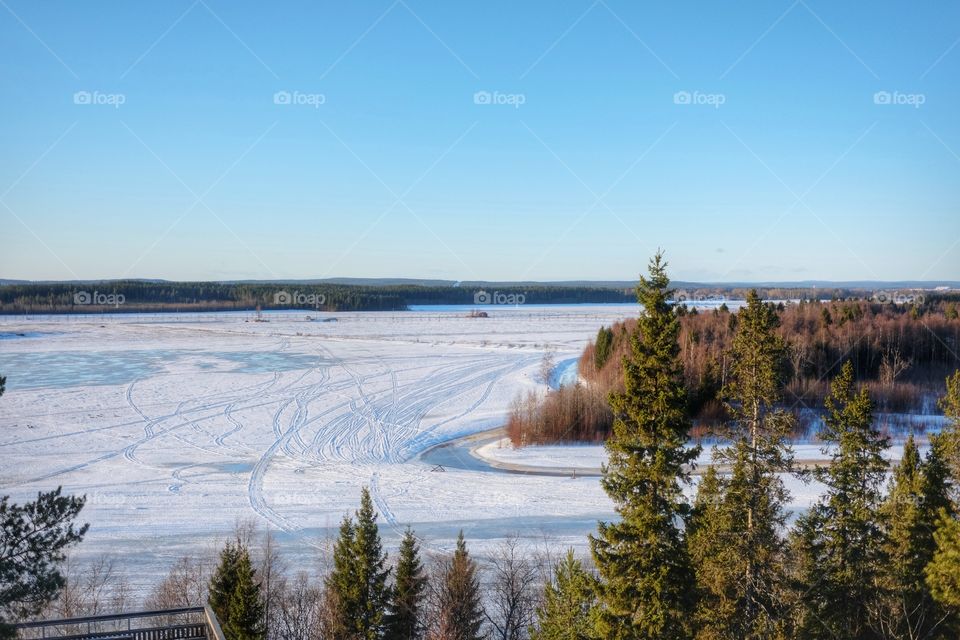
(588, 252, 698, 640)
(793, 361, 888, 639)
(223, 550, 265, 640)
(938, 370, 960, 500)
(883, 435, 956, 638)
(432, 531, 484, 640)
(0, 487, 88, 639)
(209, 541, 243, 630)
(693, 290, 794, 639)
(688, 467, 738, 638)
(531, 551, 597, 640)
(926, 512, 960, 609)
(594, 327, 614, 370)
(386, 528, 426, 640)
(325, 488, 391, 640)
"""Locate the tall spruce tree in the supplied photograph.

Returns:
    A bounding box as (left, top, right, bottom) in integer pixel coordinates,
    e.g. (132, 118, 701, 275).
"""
(938, 370, 960, 500)
(386, 528, 426, 640)
(433, 531, 484, 640)
(223, 550, 265, 640)
(688, 467, 737, 638)
(531, 551, 597, 640)
(589, 252, 698, 640)
(792, 361, 888, 639)
(325, 488, 391, 640)
(691, 290, 794, 639)
(883, 435, 955, 638)
(926, 513, 960, 610)
(209, 541, 244, 630)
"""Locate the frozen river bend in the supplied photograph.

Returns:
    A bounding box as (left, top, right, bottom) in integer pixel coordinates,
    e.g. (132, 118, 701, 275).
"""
(0, 307, 636, 587)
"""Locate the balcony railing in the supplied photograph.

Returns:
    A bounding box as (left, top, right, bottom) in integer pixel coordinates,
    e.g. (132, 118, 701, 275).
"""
(13, 606, 226, 640)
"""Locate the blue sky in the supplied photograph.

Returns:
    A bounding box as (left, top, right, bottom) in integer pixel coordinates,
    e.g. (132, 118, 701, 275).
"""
(1, 0, 958, 282)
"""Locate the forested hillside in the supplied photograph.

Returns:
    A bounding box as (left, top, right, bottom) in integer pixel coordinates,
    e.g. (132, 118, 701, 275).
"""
(508, 294, 960, 445)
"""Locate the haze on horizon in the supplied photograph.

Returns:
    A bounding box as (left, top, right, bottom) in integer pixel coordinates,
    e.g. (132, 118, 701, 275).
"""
(1, 1, 958, 283)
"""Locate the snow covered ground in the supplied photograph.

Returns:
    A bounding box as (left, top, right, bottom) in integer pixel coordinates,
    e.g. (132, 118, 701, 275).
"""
(0, 306, 938, 594)
(475, 439, 931, 472)
(0, 306, 634, 590)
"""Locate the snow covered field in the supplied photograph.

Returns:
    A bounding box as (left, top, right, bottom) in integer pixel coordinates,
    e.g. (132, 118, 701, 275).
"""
(475, 439, 930, 473)
(0, 306, 935, 593)
(0, 306, 636, 590)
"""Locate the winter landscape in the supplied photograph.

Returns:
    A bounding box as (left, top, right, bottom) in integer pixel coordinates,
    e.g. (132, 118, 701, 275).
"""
(0, 307, 636, 587)
(3, 1, 960, 639)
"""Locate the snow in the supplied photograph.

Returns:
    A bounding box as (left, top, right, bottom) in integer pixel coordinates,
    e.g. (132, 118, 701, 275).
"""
(0, 307, 632, 589)
(476, 439, 930, 473)
(476, 438, 606, 470)
(0, 306, 937, 593)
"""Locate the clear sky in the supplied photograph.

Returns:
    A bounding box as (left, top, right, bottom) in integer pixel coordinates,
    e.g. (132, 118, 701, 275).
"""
(1, 0, 958, 282)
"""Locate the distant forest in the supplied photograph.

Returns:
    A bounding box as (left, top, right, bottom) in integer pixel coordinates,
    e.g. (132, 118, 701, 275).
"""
(507, 293, 960, 445)
(0, 280, 941, 314)
(0, 281, 631, 313)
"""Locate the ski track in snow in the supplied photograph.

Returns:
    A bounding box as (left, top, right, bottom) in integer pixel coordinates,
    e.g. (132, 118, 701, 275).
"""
(0, 308, 644, 581)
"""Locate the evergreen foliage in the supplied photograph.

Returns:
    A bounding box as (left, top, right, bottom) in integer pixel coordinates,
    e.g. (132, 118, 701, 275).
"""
(594, 327, 614, 370)
(926, 513, 960, 610)
(386, 528, 426, 640)
(693, 290, 794, 639)
(793, 361, 888, 639)
(325, 488, 391, 640)
(531, 551, 597, 640)
(590, 252, 698, 640)
(209, 541, 243, 630)
(0, 488, 87, 638)
(223, 550, 265, 640)
(433, 531, 484, 640)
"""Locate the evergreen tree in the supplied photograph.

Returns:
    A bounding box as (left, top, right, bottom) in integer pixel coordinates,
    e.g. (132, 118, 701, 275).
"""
(0, 488, 87, 639)
(926, 512, 960, 610)
(531, 551, 597, 640)
(938, 370, 960, 499)
(386, 528, 426, 640)
(883, 435, 956, 638)
(433, 531, 484, 640)
(594, 327, 614, 370)
(209, 541, 243, 630)
(325, 488, 391, 640)
(223, 550, 265, 640)
(693, 290, 794, 639)
(589, 252, 699, 640)
(793, 361, 888, 639)
(687, 467, 737, 639)
(326, 516, 357, 640)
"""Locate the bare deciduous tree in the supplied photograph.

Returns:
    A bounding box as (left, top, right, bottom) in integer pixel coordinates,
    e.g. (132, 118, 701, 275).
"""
(274, 572, 323, 640)
(485, 537, 540, 640)
(47, 555, 132, 618)
(145, 556, 210, 610)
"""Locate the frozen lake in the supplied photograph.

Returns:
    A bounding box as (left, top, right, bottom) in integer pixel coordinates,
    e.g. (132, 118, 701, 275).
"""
(0, 306, 638, 590)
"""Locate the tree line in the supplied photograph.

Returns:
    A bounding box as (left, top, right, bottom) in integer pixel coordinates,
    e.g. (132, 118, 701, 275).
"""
(4, 281, 951, 315)
(508, 292, 960, 446)
(0, 282, 635, 314)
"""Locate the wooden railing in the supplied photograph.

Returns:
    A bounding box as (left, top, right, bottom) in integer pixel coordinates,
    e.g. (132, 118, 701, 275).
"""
(13, 606, 226, 640)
